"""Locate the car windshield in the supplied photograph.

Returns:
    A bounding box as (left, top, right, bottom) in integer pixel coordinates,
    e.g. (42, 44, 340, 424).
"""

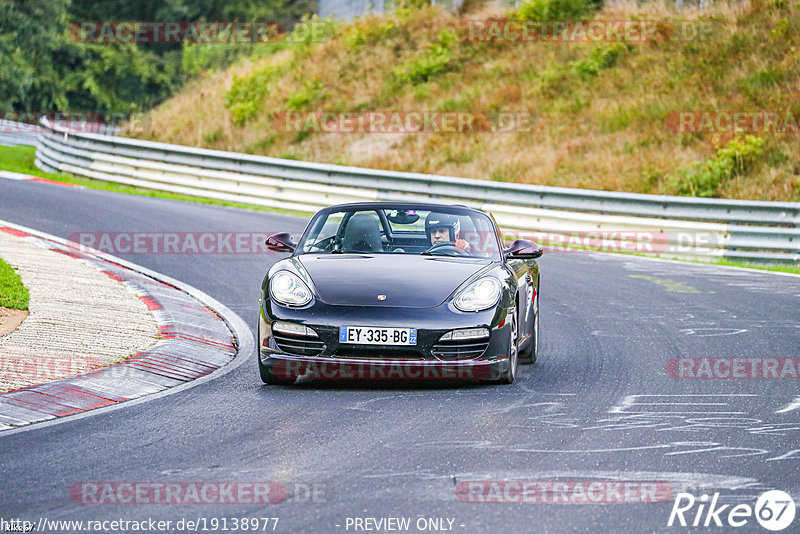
(297, 205, 502, 260)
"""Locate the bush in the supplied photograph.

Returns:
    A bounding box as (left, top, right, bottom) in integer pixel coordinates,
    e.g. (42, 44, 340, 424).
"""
(394, 29, 458, 85)
(343, 17, 398, 49)
(517, 0, 600, 21)
(285, 80, 326, 110)
(569, 43, 631, 78)
(225, 65, 283, 124)
(673, 135, 765, 197)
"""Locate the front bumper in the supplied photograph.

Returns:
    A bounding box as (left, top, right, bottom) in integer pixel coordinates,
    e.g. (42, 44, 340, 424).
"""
(259, 353, 510, 382)
(258, 300, 512, 382)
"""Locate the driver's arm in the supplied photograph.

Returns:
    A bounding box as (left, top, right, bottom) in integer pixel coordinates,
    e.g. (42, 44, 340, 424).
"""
(455, 239, 470, 253)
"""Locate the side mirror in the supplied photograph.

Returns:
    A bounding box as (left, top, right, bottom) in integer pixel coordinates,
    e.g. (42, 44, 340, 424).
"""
(265, 232, 296, 253)
(504, 239, 543, 259)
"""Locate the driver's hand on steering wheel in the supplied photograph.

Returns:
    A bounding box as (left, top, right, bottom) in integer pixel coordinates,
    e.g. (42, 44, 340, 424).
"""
(454, 239, 469, 252)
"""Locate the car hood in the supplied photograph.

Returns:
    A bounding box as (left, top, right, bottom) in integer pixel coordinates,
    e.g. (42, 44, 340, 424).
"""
(297, 254, 493, 307)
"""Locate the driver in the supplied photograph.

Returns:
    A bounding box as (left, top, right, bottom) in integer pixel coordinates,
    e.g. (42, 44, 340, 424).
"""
(425, 212, 469, 253)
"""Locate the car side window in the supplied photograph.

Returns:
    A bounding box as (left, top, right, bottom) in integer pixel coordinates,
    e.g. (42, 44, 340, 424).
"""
(303, 213, 345, 252)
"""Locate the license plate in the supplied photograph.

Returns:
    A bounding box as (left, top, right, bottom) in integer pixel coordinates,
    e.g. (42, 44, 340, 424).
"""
(339, 326, 417, 345)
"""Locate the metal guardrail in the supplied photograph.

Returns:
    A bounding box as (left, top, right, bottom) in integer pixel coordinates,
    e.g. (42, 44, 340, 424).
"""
(34, 117, 800, 263)
(0, 120, 41, 147)
(1, 119, 120, 148)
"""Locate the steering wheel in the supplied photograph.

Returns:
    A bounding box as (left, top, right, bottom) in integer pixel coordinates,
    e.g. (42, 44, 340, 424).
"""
(423, 242, 469, 256)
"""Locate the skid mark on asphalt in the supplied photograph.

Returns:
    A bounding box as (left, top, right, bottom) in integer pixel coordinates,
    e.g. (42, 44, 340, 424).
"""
(526, 394, 800, 460)
(361, 470, 450, 480)
(345, 391, 575, 413)
(385, 439, 775, 459)
(776, 396, 800, 414)
(607, 393, 756, 414)
(498, 401, 565, 414)
(767, 450, 800, 461)
(621, 260, 800, 297)
(678, 327, 747, 336)
(628, 275, 713, 294)
(380, 393, 800, 462)
(582, 301, 761, 338)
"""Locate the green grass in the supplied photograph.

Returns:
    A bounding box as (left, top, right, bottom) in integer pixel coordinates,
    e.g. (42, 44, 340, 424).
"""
(0, 145, 311, 218)
(0, 257, 29, 310)
(623, 252, 800, 274)
(704, 258, 800, 275)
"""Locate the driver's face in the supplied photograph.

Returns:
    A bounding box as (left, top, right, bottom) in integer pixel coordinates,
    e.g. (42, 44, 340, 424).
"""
(430, 227, 450, 245)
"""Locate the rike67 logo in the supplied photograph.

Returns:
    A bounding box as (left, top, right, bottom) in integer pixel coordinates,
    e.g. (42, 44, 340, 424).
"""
(668, 490, 796, 531)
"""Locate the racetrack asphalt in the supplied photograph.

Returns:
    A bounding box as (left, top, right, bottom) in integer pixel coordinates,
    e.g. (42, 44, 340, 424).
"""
(1, 178, 799, 533)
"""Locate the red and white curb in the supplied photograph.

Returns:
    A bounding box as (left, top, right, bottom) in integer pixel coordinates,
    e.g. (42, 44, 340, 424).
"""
(0, 221, 253, 432)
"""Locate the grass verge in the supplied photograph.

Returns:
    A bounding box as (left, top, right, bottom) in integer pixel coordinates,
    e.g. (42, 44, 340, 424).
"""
(0, 257, 29, 310)
(705, 257, 800, 275)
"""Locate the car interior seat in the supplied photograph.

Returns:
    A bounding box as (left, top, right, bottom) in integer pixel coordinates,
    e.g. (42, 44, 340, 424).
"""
(341, 212, 383, 252)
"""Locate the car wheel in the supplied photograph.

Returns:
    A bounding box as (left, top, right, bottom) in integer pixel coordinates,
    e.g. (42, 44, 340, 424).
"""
(497, 308, 518, 384)
(520, 284, 539, 364)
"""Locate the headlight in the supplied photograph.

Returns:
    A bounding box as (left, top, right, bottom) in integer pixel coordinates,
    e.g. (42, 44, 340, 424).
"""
(453, 277, 501, 312)
(270, 270, 313, 306)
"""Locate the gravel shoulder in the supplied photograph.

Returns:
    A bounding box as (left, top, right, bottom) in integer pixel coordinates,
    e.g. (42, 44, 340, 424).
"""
(0, 229, 159, 392)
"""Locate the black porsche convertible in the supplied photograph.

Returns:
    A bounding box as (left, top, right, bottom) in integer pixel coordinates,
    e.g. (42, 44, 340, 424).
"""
(258, 202, 542, 384)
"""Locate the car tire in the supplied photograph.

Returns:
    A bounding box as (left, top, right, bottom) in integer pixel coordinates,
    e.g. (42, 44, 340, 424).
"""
(519, 283, 539, 364)
(497, 308, 518, 384)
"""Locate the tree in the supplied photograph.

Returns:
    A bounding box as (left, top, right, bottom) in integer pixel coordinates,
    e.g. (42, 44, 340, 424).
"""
(0, 0, 72, 110)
